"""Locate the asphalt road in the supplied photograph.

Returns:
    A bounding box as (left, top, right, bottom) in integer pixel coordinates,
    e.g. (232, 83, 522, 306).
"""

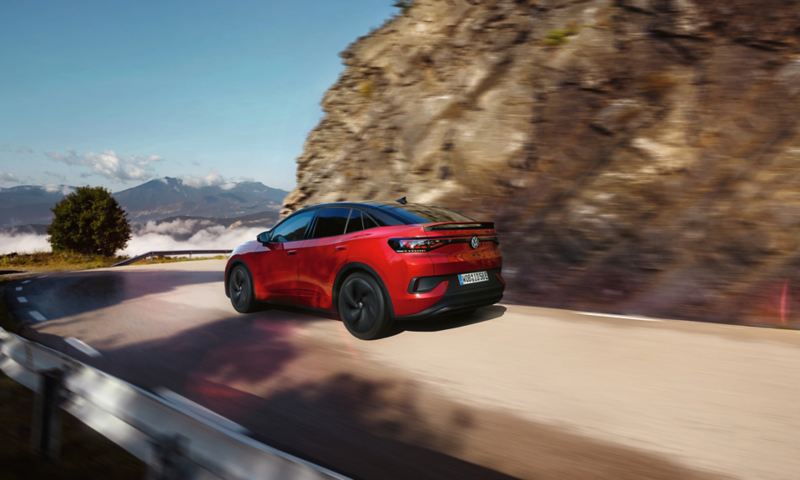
(5, 260, 800, 480)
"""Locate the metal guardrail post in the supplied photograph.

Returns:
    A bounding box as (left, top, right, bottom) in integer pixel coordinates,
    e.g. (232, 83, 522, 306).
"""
(112, 250, 231, 267)
(31, 368, 65, 461)
(147, 434, 194, 480)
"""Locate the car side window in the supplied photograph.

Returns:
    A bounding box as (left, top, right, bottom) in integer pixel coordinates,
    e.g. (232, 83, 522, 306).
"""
(363, 212, 379, 229)
(270, 210, 315, 243)
(310, 207, 351, 239)
(345, 209, 363, 234)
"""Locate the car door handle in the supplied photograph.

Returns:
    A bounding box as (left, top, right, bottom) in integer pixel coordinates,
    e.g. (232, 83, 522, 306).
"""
(335, 245, 347, 251)
(286, 250, 297, 256)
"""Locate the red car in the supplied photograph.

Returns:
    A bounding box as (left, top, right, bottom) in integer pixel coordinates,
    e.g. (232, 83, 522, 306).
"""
(225, 201, 504, 339)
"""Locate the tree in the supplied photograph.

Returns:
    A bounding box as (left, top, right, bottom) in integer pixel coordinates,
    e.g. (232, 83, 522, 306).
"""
(48, 186, 131, 256)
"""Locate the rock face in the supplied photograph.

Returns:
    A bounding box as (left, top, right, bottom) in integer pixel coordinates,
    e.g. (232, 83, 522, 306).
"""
(284, 0, 800, 326)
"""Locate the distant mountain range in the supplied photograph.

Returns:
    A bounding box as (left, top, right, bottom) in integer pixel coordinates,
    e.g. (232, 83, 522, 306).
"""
(0, 177, 288, 228)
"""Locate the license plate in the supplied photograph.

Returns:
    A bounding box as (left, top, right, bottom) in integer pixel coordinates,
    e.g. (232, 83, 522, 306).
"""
(458, 271, 489, 286)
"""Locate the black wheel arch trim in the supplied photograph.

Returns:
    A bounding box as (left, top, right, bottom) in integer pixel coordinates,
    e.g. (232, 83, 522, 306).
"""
(333, 262, 396, 319)
(225, 260, 251, 299)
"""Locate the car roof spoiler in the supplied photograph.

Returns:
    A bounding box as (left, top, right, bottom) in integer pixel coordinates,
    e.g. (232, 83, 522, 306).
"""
(424, 222, 495, 231)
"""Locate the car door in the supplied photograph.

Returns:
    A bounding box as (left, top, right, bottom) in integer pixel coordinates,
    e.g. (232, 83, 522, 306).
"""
(255, 209, 316, 302)
(294, 207, 353, 309)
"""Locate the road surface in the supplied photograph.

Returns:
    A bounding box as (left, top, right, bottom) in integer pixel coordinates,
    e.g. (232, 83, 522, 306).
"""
(4, 260, 800, 479)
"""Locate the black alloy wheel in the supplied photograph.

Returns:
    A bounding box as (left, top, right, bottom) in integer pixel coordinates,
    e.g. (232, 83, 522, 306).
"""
(229, 265, 256, 313)
(338, 272, 391, 340)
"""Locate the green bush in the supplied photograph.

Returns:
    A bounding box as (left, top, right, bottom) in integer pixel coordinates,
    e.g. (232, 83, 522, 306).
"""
(47, 186, 131, 256)
(543, 25, 579, 46)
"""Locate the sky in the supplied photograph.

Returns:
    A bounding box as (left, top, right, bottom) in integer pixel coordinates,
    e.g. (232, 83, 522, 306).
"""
(0, 0, 397, 192)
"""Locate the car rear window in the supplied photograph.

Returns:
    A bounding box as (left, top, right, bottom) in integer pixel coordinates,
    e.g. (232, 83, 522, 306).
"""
(377, 204, 475, 224)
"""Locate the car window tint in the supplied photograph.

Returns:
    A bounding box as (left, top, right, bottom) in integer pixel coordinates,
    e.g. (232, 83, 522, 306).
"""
(312, 207, 351, 238)
(363, 213, 379, 230)
(378, 204, 474, 224)
(270, 210, 315, 242)
(364, 208, 398, 226)
(345, 209, 364, 234)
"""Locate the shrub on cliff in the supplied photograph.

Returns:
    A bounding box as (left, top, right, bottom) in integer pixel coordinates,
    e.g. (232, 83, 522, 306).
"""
(47, 186, 131, 256)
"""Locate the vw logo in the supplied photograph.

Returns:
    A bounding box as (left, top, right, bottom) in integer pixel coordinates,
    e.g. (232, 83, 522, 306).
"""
(469, 236, 480, 249)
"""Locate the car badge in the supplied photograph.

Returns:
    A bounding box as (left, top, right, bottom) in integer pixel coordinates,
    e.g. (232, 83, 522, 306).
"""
(470, 236, 480, 249)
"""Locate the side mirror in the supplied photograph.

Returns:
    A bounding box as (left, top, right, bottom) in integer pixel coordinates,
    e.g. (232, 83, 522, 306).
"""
(257, 231, 271, 245)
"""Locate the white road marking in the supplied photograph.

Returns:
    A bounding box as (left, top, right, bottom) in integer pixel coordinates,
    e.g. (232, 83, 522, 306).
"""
(22, 280, 31, 284)
(154, 387, 248, 434)
(65, 337, 101, 358)
(15, 287, 22, 292)
(28, 310, 46, 322)
(575, 311, 662, 322)
(17, 296, 27, 304)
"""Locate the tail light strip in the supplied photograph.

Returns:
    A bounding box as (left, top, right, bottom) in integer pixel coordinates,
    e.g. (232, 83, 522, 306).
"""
(389, 236, 499, 253)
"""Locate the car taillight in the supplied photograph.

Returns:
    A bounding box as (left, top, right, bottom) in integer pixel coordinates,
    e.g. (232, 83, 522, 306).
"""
(388, 237, 447, 253)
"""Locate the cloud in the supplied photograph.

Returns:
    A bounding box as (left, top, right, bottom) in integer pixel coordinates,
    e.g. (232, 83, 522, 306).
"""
(137, 218, 217, 238)
(0, 232, 50, 254)
(124, 225, 260, 256)
(0, 221, 260, 256)
(47, 150, 161, 183)
(182, 171, 237, 190)
(43, 184, 76, 195)
(0, 172, 18, 186)
(0, 145, 35, 155)
(43, 171, 68, 182)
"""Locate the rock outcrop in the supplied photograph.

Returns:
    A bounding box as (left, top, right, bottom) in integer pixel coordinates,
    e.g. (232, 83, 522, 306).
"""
(284, 0, 800, 326)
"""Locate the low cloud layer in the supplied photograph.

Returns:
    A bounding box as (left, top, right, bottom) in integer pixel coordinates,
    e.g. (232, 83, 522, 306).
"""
(47, 150, 162, 183)
(180, 171, 237, 190)
(0, 220, 262, 257)
(0, 232, 50, 254)
(0, 172, 19, 186)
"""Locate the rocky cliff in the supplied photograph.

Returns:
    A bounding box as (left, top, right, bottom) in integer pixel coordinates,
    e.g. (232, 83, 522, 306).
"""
(284, 0, 800, 326)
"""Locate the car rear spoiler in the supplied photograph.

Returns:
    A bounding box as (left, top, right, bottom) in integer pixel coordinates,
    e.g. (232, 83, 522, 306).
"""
(424, 222, 495, 231)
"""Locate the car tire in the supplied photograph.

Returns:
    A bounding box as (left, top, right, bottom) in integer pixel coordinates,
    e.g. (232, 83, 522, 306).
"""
(229, 265, 257, 313)
(338, 272, 392, 340)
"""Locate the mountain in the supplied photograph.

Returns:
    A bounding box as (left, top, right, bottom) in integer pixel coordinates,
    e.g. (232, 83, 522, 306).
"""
(0, 178, 288, 227)
(114, 177, 287, 222)
(283, 0, 800, 327)
(0, 185, 75, 227)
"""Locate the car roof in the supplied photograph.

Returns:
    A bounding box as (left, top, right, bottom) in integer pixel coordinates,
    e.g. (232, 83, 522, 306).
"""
(295, 201, 400, 211)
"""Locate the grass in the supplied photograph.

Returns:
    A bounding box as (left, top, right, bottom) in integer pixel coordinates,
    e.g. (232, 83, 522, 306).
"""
(0, 252, 227, 273)
(135, 254, 228, 266)
(0, 375, 145, 479)
(0, 278, 144, 478)
(0, 252, 124, 273)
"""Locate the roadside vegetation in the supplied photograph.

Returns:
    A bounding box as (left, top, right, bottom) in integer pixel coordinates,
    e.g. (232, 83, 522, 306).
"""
(135, 254, 228, 265)
(48, 186, 131, 256)
(0, 252, 124, 272)
(0, 252, 226, 273)
(0, 372, 145, 479)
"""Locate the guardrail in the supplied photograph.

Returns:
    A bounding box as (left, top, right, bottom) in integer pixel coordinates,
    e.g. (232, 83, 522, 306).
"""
(0, 328, 348, 480)
(113, 250, 232, 267)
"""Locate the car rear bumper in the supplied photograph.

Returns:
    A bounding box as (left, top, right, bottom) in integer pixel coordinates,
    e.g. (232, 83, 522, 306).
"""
(395, 269, 504, 320)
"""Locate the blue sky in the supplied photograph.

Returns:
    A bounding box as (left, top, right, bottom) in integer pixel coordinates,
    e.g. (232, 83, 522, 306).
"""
(0, 1, 397, 192)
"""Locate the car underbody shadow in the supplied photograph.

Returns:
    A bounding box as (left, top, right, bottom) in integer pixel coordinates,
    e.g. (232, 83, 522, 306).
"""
(239, 300, 506, 339)
(397, 305, 507, 333)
